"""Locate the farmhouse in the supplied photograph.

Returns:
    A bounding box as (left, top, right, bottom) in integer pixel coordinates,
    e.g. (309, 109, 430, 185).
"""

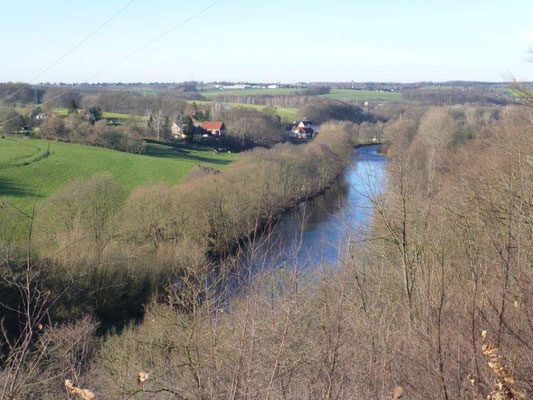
(201, 121, 226, 136)
(289, 121, 318, 139)
(171, 122, 186, 139)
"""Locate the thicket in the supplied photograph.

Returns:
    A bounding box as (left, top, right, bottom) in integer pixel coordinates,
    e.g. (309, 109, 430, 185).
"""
(37, 113, 146, 153)
(297, 98, 367, 124)
(403, 87, 510, 105)
(213, 107, 288, 149)
(81, 91, 189, 116)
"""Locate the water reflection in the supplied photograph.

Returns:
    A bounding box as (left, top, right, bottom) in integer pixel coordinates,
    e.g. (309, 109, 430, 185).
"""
(246, 145, 387, 271)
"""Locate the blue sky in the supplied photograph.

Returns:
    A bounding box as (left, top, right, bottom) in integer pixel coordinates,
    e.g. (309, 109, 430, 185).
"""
(1, 0, 531, 83)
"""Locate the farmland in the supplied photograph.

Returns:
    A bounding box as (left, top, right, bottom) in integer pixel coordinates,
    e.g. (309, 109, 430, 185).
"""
(191, 88, 406, 122)
(321, 89, 404, 102)
(198, 89, 406, 106)
(198, 87, 405, 102)
(0, 137, 237, 211)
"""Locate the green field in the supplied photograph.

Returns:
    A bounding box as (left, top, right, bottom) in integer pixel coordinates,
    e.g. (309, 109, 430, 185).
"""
(198, 88, 405, 103)
(0, 137, 237, 210)
(321, 89, 404, 102)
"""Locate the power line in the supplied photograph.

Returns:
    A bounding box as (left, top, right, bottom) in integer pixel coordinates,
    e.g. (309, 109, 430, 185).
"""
(1, 0, 225, 127)
(0, 0, 137, 106)
(76, 0, 225, 85)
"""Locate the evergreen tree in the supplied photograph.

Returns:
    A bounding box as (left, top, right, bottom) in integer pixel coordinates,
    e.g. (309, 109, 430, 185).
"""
(183, 115, 195, 142)
(68, 99, 78, 114)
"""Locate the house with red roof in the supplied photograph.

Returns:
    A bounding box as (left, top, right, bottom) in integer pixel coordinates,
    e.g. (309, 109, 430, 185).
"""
(200, 121, 226, 136)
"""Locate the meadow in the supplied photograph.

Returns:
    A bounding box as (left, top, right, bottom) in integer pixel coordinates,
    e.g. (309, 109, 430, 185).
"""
(321, 88, 404, 101)
(0, 137, 237, 210)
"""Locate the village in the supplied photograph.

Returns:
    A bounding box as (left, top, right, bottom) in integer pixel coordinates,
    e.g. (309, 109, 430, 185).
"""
(170, 107, 320, 141)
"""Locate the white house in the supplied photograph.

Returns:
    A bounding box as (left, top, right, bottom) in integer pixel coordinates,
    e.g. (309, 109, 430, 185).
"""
(171, 122, 185, 139)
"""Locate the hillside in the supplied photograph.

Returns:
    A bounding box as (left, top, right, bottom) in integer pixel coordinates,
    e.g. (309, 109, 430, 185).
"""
(0, 137, 237, 210)
(190, 100, 298, 121)
(198, 88, 406, 103)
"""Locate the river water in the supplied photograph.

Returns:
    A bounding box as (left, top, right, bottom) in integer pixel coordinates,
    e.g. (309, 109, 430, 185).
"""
(247, 145, 387, 271)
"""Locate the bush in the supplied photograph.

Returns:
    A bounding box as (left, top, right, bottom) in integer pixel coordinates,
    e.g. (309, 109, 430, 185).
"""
(0, 108, 26, 134)
(37, 115, 66, 140)
(42, 173, 126, 247)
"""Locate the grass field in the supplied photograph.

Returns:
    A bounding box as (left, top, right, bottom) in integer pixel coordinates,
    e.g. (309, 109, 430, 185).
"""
(321, 89, 404, 102)
(0, 137, 238, 211)
(198, 88, 405, 103)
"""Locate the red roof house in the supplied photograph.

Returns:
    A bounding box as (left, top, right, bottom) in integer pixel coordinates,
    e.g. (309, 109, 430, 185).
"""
(200, 121, 226, 136)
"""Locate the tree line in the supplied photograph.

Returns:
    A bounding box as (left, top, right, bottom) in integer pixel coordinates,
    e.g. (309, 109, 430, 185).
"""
(403, 87, 511, 105)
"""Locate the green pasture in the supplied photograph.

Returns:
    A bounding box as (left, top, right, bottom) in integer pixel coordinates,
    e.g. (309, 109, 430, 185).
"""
(0, 137, 237, 211)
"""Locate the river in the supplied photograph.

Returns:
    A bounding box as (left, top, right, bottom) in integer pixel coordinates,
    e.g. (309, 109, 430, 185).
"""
(246, 144, 387, 271)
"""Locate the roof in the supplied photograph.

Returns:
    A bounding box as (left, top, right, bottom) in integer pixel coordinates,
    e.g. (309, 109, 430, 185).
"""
(201, 121, 225, 130)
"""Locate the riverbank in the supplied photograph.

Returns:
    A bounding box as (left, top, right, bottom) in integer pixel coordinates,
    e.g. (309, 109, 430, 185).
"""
(0, 121, 360, 332)
(212, 141, 383, 258)
(236, 144, 387, 269)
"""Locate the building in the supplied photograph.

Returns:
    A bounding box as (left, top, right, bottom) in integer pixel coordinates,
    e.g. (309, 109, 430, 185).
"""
(221, 84, 252, 90)
(289, 121, 316, 139)
(171, 122, 186, 139)
(200, 121, 226, 136)
(267, 84, 279, 89)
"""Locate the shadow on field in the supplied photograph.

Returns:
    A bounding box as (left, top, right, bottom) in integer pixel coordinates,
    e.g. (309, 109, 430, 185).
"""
(144, 142, 234, 166)
(0, 177, 42, 199)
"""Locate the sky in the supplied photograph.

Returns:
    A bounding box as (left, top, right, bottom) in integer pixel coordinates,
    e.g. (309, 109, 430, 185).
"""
(1, 0, 532, 83)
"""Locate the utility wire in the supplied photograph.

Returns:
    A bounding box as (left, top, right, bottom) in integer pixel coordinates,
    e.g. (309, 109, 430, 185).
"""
(0, 0, 225, 127)
(0, 0, 137, 106)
